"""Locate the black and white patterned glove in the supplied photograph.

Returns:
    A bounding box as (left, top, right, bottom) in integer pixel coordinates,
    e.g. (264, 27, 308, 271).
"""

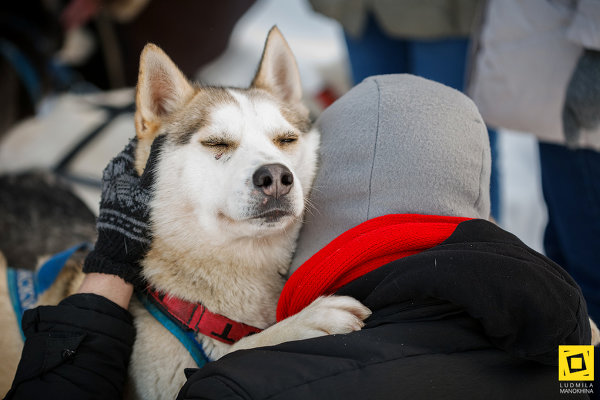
(562, 49, 600, 147)
(83, 135, 166, 285)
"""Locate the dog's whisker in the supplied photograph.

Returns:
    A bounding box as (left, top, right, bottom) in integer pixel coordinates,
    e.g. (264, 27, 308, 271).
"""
(303, 196, 321, 218)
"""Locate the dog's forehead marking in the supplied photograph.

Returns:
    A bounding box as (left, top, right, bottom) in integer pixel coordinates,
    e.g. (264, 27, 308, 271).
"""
(211, 89, 295, 141)
(171, 87, 237, 145)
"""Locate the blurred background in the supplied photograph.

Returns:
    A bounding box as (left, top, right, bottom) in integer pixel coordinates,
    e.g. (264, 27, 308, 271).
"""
(0, 0, 547, 253)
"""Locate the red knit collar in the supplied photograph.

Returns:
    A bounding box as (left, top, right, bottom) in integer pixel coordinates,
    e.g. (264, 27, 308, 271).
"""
(277, 214, 470, 321)
(145, 287, 262, 344)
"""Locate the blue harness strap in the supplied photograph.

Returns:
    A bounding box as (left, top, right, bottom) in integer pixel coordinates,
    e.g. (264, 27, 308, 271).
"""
(7, 243, 92, 340)
(135, 290, 210, 368)
(7, 268, 36, 339)
(35, 243, 92, 293)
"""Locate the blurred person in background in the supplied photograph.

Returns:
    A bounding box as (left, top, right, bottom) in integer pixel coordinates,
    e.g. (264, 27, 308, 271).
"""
(307, 0, 502, 221)
(0, 0, 254, 137)
(58, 0, 255, 89)
(0, 1, 63, 136)
(468, 0, 600, 324)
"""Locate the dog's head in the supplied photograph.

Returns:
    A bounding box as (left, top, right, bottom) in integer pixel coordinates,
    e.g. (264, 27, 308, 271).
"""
(133, 27, 319, 246)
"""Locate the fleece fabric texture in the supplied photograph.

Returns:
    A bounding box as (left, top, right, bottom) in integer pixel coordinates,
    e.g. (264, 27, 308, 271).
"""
(290, 74, 491, 273)
(178, 220, 593, 400)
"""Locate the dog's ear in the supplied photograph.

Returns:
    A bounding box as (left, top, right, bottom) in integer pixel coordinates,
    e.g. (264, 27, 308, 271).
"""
(135, 44, 194, 141)
(251, 26, 303, 106)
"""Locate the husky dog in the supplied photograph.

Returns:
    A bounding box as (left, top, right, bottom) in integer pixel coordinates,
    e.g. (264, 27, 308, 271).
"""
(0, 27, 371, 399)
(127, 26, 371, 399)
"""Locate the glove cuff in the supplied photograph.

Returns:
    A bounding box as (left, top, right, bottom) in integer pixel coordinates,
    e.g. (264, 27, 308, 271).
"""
(83, 251, 143, 286)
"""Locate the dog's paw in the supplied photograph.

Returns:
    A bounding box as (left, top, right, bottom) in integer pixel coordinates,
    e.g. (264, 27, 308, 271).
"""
(287, 295, 372, 338)
(228, 296, 371, 354)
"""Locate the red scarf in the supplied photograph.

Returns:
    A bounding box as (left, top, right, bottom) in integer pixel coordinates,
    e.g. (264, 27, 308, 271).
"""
(276, 214, 470, 321)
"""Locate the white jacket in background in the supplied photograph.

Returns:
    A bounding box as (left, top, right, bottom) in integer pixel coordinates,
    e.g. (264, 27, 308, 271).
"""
(468, 0, 600, 151)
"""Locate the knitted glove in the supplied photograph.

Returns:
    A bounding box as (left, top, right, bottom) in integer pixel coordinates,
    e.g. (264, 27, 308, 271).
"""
(83, 135, 166, 285)
(562, 49, 600, 147)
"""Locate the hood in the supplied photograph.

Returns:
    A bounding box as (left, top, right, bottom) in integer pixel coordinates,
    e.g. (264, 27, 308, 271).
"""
(292, 74, 490, 273)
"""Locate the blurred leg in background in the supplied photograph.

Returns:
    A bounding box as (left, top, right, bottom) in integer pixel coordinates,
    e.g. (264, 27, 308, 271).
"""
(539, 142, 600, 323)
(344, 16, 501, 220)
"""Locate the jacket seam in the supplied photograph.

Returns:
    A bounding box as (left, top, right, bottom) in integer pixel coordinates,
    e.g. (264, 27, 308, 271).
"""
(40, 368, 109, 399)
(61, 295, 133, 323)
(27, 318, 133, 345)
(187, 374, 251, 400)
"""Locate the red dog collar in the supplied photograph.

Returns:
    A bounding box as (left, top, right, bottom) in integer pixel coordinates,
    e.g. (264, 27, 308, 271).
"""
(146, 287, 262, 344)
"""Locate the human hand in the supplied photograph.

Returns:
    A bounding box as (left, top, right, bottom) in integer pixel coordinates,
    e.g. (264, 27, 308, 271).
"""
(562, 49, 600, 147)
(83, 135, 165, 285)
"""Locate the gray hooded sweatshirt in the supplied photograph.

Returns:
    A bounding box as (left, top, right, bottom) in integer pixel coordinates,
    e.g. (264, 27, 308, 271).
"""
(291, 74, 491, 273)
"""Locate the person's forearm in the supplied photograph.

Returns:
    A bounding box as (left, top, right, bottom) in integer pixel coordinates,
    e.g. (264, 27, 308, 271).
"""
(77, 273, 133, 309)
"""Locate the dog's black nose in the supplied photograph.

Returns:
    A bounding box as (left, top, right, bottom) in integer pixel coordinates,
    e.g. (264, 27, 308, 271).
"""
(253, 163, 294, 199)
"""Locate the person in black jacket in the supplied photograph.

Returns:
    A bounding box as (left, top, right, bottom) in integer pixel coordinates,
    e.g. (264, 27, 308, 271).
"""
(176, 75, 599, 399)
(6, 74, 599, 400)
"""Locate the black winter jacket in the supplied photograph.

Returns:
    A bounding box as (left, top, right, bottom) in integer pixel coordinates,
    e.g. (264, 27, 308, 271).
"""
(5, 220, 596, 399)
(176, 219, 594, 399)
(5, 293, 134, 399)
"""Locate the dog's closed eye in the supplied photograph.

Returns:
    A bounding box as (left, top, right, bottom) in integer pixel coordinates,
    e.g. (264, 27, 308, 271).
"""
(275, 132, 298, 146)
(201, 137, 234, 149)
(201, 137, 237, 160)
